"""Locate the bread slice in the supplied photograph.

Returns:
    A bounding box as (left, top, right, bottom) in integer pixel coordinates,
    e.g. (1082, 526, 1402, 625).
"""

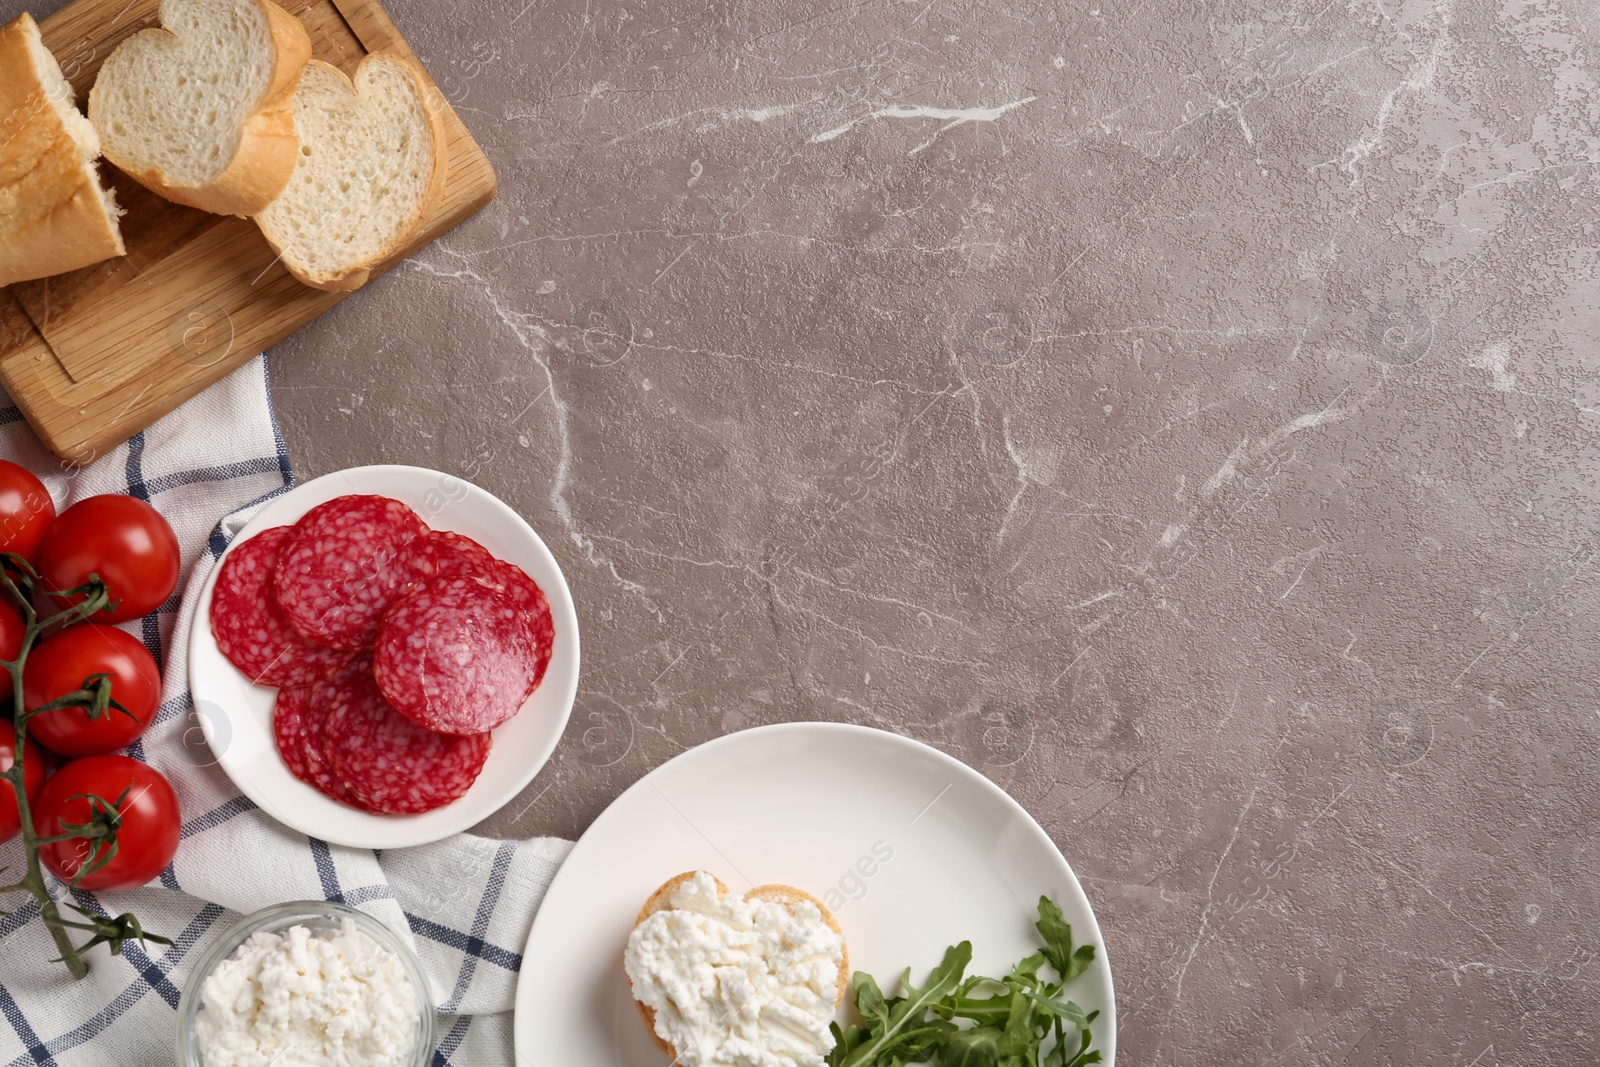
(253, 53, 447, 292)
(0, 13, 125, 287)
(87, 0, 311, 217)
(629, 871, 850, 1061)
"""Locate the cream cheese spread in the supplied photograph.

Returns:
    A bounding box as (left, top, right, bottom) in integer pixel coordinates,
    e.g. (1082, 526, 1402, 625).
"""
(624, 872, 846, 1067)
(193, 919, 419, 1067)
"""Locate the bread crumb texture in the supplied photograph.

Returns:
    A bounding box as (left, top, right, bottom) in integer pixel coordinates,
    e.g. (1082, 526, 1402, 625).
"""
(91, 0, 272, 186)
(255, 56, 436, 284)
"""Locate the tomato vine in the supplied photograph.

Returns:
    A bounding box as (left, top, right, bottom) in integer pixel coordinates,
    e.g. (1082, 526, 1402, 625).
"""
(0, 552, 170, 979)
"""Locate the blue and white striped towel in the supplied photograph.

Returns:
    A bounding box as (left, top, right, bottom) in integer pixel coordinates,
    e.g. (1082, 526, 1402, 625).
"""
(0, 356, 571, 1066)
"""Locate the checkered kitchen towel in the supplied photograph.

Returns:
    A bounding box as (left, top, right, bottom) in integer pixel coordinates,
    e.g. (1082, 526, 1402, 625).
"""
(0, 356, 572, 1066)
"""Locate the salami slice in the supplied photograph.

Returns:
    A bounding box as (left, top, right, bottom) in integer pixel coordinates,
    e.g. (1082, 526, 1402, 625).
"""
(272, 684, 317, 784)
(495, 564, 555, 694)
(373, 575, 538, 735)
(429, 530, 498, 580)
(426, 531, 555, 694)
(300, 658, 376, 811)
(211, 527, 352, 687)
(274, 496, 433, 651)
(325, 664, 491, 814)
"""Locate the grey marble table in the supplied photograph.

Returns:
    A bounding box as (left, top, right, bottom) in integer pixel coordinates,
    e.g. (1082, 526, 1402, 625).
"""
(12, 0, 1600, 1062)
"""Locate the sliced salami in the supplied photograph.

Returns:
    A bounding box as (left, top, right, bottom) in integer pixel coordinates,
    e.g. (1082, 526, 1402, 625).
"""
(496, 563, 555, 694)
(373, 575, 538, 735)
(300, 658, 376, 811)
(425, 531, 555, 694)
(325, 664, 491, 814)
(429, 530, 499, 580)
(211, 527, 352, 687)
(274, 495, 433, 651)
(272, 684, 317, 784)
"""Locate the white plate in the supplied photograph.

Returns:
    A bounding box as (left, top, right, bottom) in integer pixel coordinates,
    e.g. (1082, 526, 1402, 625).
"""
(513, 722, 1116, 1065)
(188, 464, 580, 849)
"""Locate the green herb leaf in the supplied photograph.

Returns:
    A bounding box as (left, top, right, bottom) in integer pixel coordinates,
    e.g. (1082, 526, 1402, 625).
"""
(854, 971, 891, 1027)
(836, 941, 971, 1067)
(1035, 896, 1095, 982)
(1021, 991, 1096, 1030)
(1007, 951, 1045, 988)
(941, 1026, 1002, 1067)
(1054, 1020, 1102, 1067)
(1002, 985, 1037, 1055)
(833, 899, 1099, 1067)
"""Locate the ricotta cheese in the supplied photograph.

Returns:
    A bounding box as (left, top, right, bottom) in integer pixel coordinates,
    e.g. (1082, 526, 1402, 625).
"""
(624, 872, 846, 1067)
(193, 919, 419, 1067)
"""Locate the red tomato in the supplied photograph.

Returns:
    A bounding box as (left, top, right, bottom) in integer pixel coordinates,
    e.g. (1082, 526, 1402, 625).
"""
(0, 460, 55, 566)
(24, 626, 161, 757)
(38, 496, 180, 624)
(0, 599, 23, 663)
(0, 721, 46, 844)
(33, 755, 180, 891)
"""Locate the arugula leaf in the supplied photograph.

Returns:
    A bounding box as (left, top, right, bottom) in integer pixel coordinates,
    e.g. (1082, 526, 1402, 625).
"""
(936, 978, 1011, 1026)
(901, 1017, 960, 1062)
(1020, 992, 1096, 1031)
(829, 1021, 869, 1063)
(1007, 951, 1045, 988)
(1052, 1019, 1102, 1067)
(1034, 896, 1096, 983)
(899, 942, 973, 1006)
(831, 899, 1099, 1067)
(832, 942, 972, 1067)
(854, 972, 891, 1028)
(1002, 985, 1037, 1057)
(941, 1026, 1002, 1067)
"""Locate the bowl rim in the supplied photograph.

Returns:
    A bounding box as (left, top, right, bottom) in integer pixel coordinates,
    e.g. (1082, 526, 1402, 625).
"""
(174, 899, 436, 1067)
(186, 463, 582, 848)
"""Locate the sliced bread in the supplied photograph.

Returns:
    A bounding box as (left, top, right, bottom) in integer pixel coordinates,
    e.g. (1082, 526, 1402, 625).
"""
(0, 13, 125, 287)
(253, 54, 447, 292)
(626, 871, 849, 1063)
(88, 0, 311, 217)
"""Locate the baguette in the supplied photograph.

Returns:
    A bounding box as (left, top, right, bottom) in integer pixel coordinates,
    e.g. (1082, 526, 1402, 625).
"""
(628, 871, 849, 1063)
(253, 53, 447, 292)
(0, 13, 125, 287)
(88, 0, 311, 217)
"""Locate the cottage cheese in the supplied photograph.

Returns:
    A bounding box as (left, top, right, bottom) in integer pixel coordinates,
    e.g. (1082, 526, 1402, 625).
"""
(193, 920, 419, 1067)
(624, 872, 846, 1067)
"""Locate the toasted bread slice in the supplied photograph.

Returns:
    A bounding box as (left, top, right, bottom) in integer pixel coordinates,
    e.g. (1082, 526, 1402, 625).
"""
(88, 0, 311, 216)
(253, 53, 447, 292)
(0, 13, 125, 286)
(629, 871, 849, 1061)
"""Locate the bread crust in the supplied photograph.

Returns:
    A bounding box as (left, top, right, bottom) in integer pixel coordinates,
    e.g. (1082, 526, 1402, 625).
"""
(255, 52, 449, 292)
(0, 13, 125, 287)
(627, 870, 850, 1063)
(88, 0, 312, 217)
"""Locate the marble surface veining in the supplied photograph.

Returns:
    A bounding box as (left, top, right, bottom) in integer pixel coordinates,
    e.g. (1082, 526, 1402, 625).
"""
(11, 0, 1598, 1061)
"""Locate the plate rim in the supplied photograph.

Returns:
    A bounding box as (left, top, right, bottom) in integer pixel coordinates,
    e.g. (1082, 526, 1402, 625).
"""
(186, 463, 581, 849)
(511, 720, 1117, 1064)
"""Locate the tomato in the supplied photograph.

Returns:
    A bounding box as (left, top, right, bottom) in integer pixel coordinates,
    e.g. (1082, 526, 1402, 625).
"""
(37, 496, 181, 624)
(33, 755, 180, 891)
(0, 721, 46, 844)
(0, 599, 23, 663)
(0, 460, 55, 566)
(24, 625, 161, 757)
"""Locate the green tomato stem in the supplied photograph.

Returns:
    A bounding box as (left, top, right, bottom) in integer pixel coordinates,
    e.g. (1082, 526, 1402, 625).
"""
(1, 561, 162, 979)
(6, 632, 90, 979)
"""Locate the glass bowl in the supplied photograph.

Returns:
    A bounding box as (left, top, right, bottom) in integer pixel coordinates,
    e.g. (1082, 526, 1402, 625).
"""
(175, 900, 435, 1067)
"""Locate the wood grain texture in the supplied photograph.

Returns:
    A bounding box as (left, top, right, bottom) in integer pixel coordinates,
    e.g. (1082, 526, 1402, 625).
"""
(0, 0, 495, 464)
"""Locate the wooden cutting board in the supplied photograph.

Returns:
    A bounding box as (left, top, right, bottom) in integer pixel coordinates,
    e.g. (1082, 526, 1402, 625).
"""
(0, 0, 496, 464)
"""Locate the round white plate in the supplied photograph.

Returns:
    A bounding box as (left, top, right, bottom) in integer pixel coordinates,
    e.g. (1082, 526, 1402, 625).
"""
(513, 722, 1115, 1065)
(188, 464, 580, 849)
